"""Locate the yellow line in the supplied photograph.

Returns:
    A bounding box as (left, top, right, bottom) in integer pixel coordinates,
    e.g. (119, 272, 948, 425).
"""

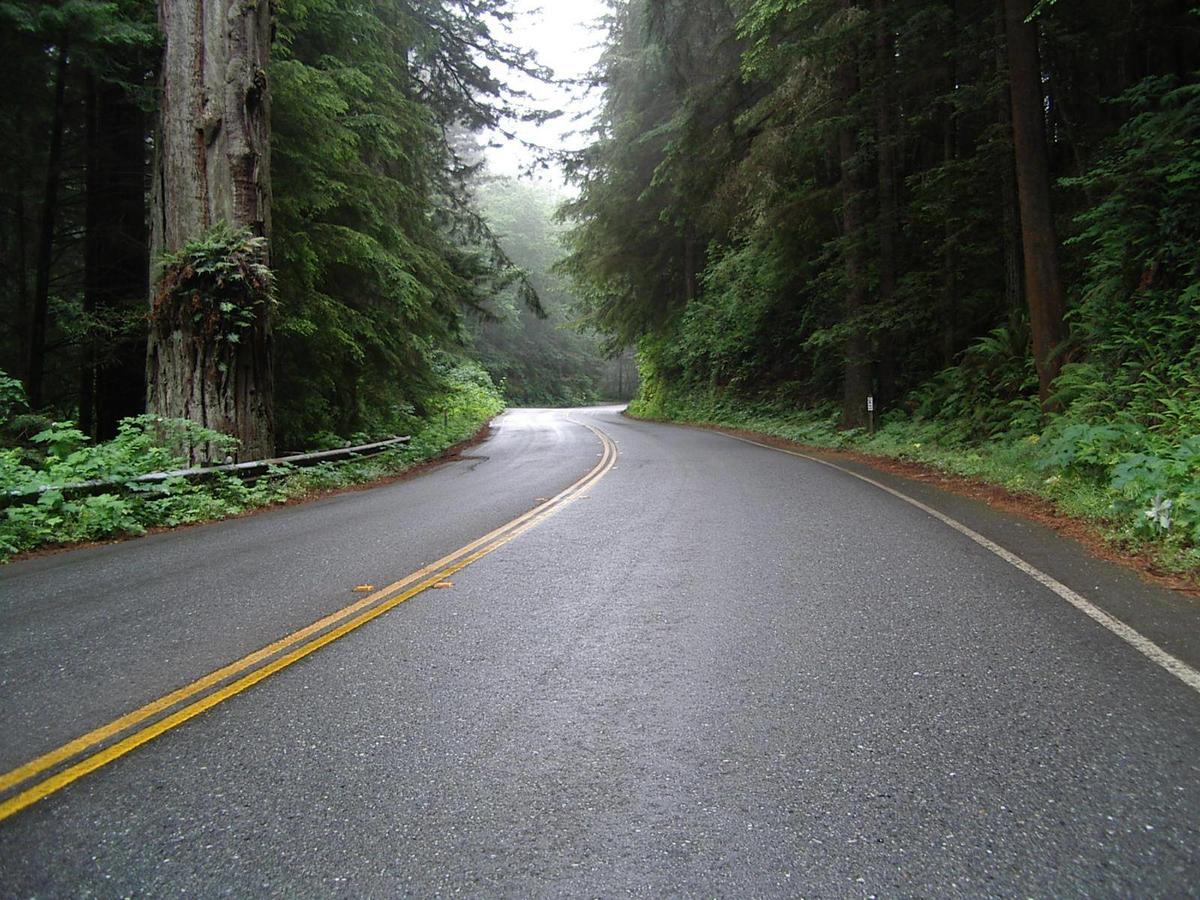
(0, 421, 617, 823)
(0, 427, 614, 797)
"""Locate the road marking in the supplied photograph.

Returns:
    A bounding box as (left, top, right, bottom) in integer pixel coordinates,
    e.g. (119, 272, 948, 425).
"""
(717, 431, 1200, 697)
(0, 419, 618, 823)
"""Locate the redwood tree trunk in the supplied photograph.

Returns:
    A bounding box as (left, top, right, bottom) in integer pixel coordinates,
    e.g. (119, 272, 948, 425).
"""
(27, 40, 69, 411)
(1003, 0, 1066, 406)
(873, 0, 899, 409)
(839, 0, 871, 429)
(995, 0, 1025, 321)
(148, 0, 274, 463)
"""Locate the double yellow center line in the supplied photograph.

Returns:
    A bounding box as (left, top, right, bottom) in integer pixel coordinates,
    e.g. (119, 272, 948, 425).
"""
(0, 419, 618, 823)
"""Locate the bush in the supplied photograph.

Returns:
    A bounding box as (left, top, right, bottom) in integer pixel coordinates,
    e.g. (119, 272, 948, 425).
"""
(0, 358, 506, 560)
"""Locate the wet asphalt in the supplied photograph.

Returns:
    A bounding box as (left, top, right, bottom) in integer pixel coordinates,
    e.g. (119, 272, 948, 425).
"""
(1, 406, 1198, 897)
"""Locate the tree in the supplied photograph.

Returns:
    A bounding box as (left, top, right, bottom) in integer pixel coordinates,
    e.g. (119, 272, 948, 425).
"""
(1002, 0, 1066, 406)
(268, 0, 547, 446)
(471, 177, 612, 406)
(836, 0, 871, 428)
(81, 0, 156, 439)
(147, 0, 275, 463)
(0, 0, 156, 424)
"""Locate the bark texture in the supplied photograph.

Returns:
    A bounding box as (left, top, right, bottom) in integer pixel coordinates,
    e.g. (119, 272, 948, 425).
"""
(839, 0, 871, 428)
(1003, 0, 1066, 406)
(994, 0, 1025, 320)
(873, 0, 899, 409)
(148, 0, 274, 463)
(27, 41, 69, 411)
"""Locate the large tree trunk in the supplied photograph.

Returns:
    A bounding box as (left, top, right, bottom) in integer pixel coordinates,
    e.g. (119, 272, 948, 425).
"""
(84, 74, 149, 440)
(873, 0, 899, 409)
(27, 40, 70, 411)
(839, 0, 871, 429)
(941, 2, 959, 368)
(995, 0, 1025, 322)
(148, 0, 274, 463)
(683, 224, 698, 304)
(1003, 0, 1066, 407)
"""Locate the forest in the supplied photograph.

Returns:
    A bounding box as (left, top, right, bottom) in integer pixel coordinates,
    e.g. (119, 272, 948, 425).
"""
(562, 0, 1200, 573)
(0, 0, 618, 556)
(1, 0, 1198, 572)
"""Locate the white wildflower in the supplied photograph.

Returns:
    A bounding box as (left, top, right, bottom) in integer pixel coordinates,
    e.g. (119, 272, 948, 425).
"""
(1144, 495, 1172, 530)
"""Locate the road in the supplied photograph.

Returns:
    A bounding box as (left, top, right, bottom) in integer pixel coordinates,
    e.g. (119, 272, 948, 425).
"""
(1, 406, 1198, 897)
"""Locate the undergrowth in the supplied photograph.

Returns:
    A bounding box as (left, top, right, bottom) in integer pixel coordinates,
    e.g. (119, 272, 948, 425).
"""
(0, 361, 504, 561)
(630, 377, 1200, 578)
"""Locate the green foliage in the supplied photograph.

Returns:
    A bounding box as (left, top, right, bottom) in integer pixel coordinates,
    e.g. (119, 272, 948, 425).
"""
(1109, 439, 1200, 542)
(571, 1, 1199, 570)
(1062, 74, 1200, 437)
(904, 325, 1041, 443)
(0, 0, 157, 419)
(270, 0, 544, 446)
(470, 178, 618, 406)
(0, 414, 216, 556)
(0, 360, 504, 560)
(1036, 421, 1148, 478)
(0, 371, 27, 422)
(153, 223, 275, 347)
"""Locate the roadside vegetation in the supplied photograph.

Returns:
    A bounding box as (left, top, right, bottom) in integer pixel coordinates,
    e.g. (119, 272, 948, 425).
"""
(630, 386, 1200, 578)
(0, 0, 623, 558)
(564, 0, 1200, 578)
(0, 363, 503, 561)
(471, 177, 635, 407)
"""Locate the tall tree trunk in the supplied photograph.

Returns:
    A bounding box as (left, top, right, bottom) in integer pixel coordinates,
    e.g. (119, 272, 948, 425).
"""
(85, 73, 149, 440)
(839, 0, 871, 428)
(995, 0, 1025, 323)
(14, 194, 30, 383)
(941, 3, 959, 368)
(683, 224, 698, 303)
(1003, 0, 1066, 406)
(27, 40, 70, 411)
(873, 0, 899, 408)
(148, 0, 274, 463)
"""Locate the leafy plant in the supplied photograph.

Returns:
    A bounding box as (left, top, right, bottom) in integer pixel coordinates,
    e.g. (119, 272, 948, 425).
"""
(1035, 421, 1149, 478)
(0, 359, 505, 561)
(152, 222, 275, 347)
(1109, 438, 1200, 541)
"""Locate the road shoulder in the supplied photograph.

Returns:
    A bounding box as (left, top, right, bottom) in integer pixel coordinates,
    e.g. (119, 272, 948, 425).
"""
(638, 414, 1200, 677)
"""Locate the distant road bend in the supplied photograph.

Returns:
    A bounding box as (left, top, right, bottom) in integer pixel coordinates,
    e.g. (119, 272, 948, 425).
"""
(1, 406, 1198, 896)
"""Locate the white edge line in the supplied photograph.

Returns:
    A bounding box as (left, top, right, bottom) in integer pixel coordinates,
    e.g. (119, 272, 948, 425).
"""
(718, 431, 1200, 696)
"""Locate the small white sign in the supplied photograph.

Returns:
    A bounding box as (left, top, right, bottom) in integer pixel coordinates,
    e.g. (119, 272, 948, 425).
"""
(866, 396, 875, 412)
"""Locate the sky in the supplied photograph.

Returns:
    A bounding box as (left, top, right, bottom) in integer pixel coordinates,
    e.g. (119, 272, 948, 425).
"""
(484, 0, 610, 184)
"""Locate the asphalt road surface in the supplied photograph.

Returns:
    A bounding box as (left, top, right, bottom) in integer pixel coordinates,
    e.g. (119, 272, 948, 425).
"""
(1, 406, 1198, 897)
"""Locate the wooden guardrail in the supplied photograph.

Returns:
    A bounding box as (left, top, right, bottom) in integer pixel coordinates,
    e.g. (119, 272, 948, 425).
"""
(1, 435, 411, 508)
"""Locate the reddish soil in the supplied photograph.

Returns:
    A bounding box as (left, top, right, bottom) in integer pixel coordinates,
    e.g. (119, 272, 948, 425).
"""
(6, 423, 496, 565)
(686, 421, 1200, 598)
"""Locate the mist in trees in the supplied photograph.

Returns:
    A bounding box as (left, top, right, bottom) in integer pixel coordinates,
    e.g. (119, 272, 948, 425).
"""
(471, 177, 634, 406)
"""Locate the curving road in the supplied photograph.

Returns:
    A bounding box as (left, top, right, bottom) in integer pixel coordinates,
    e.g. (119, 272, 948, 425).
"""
(1, 406, 1198, 896)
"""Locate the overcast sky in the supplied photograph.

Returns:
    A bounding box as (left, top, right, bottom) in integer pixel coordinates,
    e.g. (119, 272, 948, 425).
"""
(485, 0, 610, 184)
